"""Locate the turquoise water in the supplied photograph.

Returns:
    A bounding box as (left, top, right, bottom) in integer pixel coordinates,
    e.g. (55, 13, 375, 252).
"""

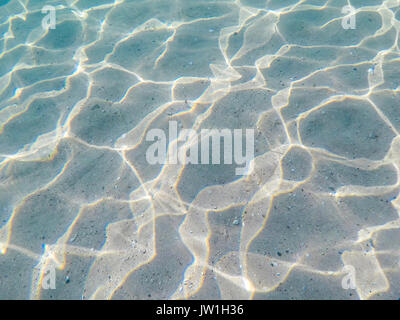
(0, 0, 400, 300)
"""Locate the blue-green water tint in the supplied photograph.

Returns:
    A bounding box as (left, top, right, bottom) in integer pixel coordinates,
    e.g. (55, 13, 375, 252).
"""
(0, 0, 399, 300)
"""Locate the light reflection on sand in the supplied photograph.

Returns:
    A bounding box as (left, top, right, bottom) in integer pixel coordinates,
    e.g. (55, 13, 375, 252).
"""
(0, 0, 399, 300)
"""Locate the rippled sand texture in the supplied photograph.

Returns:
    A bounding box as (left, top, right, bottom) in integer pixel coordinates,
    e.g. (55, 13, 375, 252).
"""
(1, 0, 400, 300)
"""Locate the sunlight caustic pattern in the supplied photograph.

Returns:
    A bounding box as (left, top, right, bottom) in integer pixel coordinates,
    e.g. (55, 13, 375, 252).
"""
(0, 0, 400, 300)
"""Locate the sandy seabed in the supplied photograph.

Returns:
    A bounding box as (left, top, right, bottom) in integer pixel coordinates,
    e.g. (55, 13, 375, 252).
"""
(0, 0, 400, 300)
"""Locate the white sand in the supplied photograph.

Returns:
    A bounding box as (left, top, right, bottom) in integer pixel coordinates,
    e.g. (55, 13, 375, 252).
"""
(0, 0, 399, 300)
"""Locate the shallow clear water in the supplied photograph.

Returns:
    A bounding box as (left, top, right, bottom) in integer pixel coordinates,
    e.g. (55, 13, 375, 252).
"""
(0, 0, 400, 300)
